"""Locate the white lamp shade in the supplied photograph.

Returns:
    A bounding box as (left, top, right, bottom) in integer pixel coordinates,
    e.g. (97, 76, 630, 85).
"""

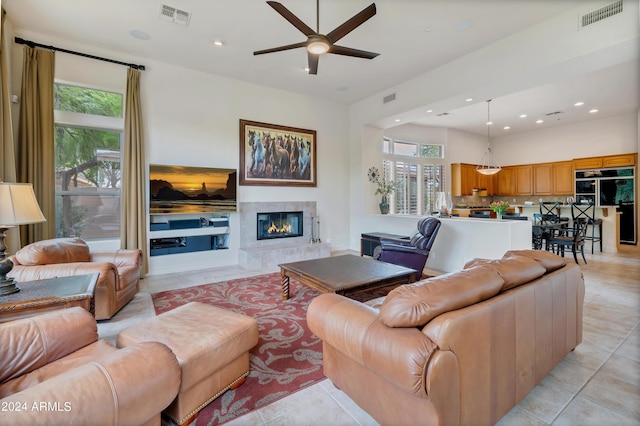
(0, 183, 47, 226)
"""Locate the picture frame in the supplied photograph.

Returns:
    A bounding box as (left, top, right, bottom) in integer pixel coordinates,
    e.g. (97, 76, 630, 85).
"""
(239, 119, 317, 187)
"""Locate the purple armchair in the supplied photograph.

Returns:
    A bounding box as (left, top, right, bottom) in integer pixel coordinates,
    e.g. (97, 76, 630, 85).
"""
(374, 217, 441, 278)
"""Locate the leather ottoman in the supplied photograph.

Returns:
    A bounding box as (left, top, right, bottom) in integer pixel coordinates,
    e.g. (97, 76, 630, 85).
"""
(117, 301, 259, 425)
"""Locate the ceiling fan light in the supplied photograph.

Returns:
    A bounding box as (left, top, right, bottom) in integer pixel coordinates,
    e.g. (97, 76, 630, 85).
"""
(307, 40, 330, 54)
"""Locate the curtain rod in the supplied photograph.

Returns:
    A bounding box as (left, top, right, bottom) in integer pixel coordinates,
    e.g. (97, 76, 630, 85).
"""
(14, 37, 145, 71)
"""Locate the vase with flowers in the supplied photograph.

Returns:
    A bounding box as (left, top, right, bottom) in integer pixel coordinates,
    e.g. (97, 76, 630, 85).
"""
(367, 166, 396, 214)
(490, 200, 510, 219)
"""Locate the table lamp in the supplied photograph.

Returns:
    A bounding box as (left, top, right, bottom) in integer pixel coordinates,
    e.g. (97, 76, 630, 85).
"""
(0, 182, 46, 296)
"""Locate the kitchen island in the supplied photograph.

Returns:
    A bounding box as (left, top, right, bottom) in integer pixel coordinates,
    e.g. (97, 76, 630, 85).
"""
(427, 217, 532, 273)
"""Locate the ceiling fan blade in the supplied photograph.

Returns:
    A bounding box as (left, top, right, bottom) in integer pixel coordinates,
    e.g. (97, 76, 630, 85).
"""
(307, 51, 319, 75)
(254, 41, 306, 55)
(266, 1, 316, 37)
(326, 3, 376, 43)
(329, 44, 379, 59)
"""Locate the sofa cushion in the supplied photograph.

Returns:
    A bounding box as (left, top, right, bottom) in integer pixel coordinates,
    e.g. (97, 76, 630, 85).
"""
(15, 238, 90, 266)
(464, 255, 546, 291)
(503, 249, 566, 273)
(379, 265, 505, 328)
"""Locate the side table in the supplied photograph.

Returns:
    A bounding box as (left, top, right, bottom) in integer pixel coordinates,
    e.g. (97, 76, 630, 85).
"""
(0, 273, 98, 323)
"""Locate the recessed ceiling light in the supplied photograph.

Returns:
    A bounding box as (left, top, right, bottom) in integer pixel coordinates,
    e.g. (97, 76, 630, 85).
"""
(589, 109, 599, 113)
(519, 114, 527, 118)
(536, 119, 544, 124)
(465, 98, 473, 102)
(213, 40, 223, 46)
(304, 67, 310, 72)
(574, 102, 585, 106)
(503, 126, 511, 130)
(129, 30, 151, 40)
(426, 109, 433, 113)
(394, 119, 401, 122)
(486, 121, 493, 125)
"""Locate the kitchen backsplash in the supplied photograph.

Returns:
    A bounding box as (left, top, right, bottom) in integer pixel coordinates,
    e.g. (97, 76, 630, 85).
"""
(452, 195, 575, 208)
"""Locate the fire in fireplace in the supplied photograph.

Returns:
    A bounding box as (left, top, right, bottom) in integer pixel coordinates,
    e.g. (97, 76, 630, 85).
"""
(257, 211, 303, 240)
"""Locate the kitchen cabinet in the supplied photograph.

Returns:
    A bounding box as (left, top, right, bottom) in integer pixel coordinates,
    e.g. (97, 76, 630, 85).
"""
(515, 165, 533, 196)
(497, 167, 516, 196)
(602, 153, 636, 168)
(477, 171, 497, 196)
(451, 163, 497, 196)
(574, 157, 603, 170)
(534, 163, 553, 195)
(553, 161, 574, 195)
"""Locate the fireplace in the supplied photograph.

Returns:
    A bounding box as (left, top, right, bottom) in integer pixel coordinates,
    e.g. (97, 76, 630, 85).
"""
(257, 211, 303, 240)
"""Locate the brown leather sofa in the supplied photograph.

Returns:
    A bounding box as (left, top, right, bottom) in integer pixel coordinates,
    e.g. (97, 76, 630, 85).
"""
(307, 249, 585, 426)
(0, 307, 181, 425)
(8, 237, 141, 320)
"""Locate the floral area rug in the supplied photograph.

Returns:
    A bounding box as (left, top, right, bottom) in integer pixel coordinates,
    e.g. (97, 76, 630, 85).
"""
(152, 272, 396, 425)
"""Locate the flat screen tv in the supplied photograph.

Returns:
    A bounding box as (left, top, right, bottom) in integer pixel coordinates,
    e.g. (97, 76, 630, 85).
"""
(149, 164, 237, 214)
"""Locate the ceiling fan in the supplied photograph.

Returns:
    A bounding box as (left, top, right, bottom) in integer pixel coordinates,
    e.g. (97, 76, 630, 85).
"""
(254, 0, 379, 75)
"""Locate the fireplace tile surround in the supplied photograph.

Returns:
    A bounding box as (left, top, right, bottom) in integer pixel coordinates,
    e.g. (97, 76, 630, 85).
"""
(238, 202, 330, 270)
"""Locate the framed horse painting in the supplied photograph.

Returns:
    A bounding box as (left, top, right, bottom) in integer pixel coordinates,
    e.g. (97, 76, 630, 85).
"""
(239, 119, 317, 187)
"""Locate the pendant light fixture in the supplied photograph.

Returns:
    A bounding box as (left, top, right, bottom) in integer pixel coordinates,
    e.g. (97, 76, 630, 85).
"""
(476, 99, 502, 175)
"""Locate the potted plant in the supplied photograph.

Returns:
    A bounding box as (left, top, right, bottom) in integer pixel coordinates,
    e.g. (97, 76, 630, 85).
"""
(490, 200, 510, 219)
(368, 166, 396, 214)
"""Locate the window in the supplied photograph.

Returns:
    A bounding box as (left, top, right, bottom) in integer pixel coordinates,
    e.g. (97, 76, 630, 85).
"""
(54, 83, 124, 240)
(383, 137, 446, 215)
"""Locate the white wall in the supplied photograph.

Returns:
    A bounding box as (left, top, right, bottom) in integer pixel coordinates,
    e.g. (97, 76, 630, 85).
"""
(9, 31, 351, 275)
(494, 113, 639, 165)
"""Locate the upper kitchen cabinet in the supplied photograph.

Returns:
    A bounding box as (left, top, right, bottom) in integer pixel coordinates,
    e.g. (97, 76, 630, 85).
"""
(477, 170, 498, 196)
(574, 154, 636, 170)
(451, 163, 497, 196)
(552, 161, 574, 195)
(534, 163, 553, 195)
(574, 157, 602, 170)
(601, 153, 636, 168)
(497, 166, 516, 196)
(515, 165, 533, 196)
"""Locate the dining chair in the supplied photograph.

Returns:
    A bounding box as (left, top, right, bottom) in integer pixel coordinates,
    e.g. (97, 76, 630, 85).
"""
(571, 202, 602, 253)
(539, 201, 562, 223)
(546, 213, 588, 264)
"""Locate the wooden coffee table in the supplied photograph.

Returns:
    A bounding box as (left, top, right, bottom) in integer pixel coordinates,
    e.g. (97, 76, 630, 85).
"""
(0, 273, 98, 323)
(279, 254, 417, 300)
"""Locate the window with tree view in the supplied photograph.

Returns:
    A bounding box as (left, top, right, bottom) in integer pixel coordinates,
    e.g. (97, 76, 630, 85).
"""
(54, 83, 123, 240)
(383, 137, 446, 215)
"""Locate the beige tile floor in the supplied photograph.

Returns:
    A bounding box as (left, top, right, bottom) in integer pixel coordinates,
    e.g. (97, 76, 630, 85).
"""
(97, 249, 640, 425)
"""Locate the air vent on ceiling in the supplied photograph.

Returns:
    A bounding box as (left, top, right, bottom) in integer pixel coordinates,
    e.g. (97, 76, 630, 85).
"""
(437, 112, 450, 117)
(580, 0, 623, 28)
(545, 111, 564, 116)
(383, 93, 396, 104)
(159, 4, 191, 27)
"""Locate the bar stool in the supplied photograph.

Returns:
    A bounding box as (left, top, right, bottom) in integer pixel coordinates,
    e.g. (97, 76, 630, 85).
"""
(571, 202, 602, 253)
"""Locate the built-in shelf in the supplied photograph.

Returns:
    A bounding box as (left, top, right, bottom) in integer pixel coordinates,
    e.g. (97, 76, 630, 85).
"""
(149, 212, 230, 256)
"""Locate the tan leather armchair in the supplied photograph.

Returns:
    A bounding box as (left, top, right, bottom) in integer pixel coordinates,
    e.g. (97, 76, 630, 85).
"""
(0, 307, 181, 425)
(8, 238, 141, 320)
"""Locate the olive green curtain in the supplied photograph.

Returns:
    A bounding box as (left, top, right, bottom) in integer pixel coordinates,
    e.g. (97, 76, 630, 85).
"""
(17, 46, 55, 244)
(121, 67, 148, 274)
(0, 10, 20, 253)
